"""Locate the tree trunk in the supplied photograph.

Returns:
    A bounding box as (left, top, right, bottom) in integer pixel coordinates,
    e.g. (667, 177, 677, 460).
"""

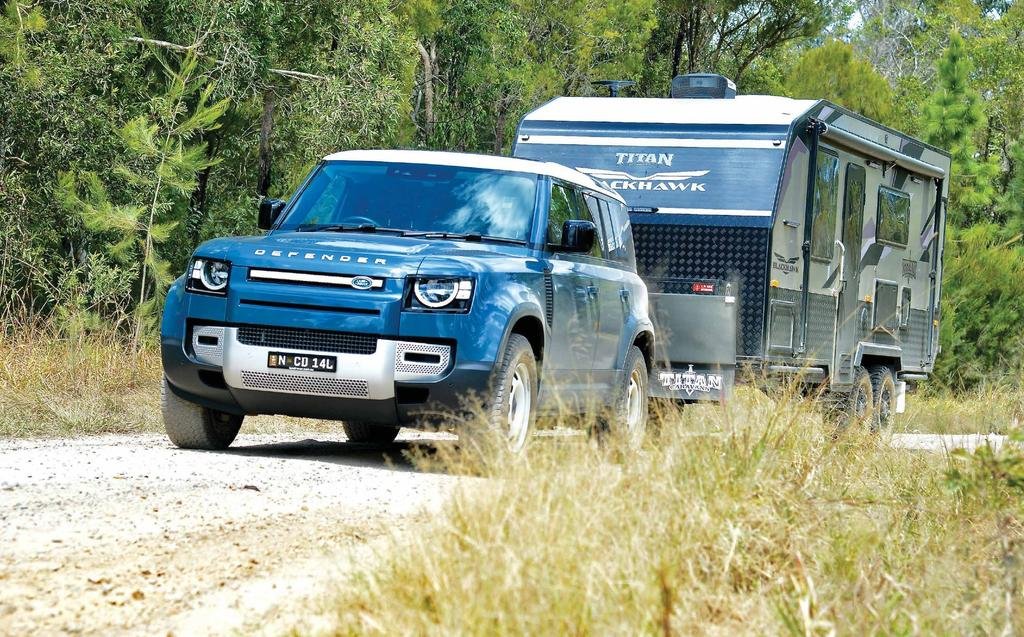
(493, 101, 508, 155)
(416, 40, 435, 142)
(257, 89, 275, 197)
(670, 14, 686, 80)
(190, 165, 211, 241)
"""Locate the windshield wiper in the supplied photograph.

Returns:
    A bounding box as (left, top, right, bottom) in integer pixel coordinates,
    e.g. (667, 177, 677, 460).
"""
(297, 224, 407, 235)
(402, 231, 526, 245)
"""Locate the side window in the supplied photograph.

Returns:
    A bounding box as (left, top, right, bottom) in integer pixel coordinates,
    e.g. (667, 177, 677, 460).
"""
(595, 199, 619, 257)
(614, 202, 637, 270)
(582, 194, 607, 258)
(810, 151, 840, 260)
(597, 199, 636, 269)
(547, 184, 576, 245)
(877, 187, 911, 246)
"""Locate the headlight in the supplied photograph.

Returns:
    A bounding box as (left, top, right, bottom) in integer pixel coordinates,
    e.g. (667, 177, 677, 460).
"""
(409, 277, 473, 311)
(187, 258, 231, 295)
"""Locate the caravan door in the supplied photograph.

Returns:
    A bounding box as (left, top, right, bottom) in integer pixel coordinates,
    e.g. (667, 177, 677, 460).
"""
(833, 163, 866, 384)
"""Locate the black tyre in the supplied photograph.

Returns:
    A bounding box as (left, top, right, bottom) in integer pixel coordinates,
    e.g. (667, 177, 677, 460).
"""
(868, 365, 896, 431)
(343, 422, 401, 444)
(841, 366, 874, 429)
(468, 333, 538, 454)
(161, 378, 242, 450)
(606, 346, 650, 446)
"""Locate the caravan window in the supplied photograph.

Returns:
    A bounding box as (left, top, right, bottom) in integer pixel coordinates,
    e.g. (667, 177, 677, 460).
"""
(877, 187, 911, 247)
(811, 150, 840, 260)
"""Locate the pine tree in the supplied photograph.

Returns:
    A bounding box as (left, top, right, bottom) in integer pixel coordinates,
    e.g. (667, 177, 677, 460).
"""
(59, 49, 229, 349)
(0, 0, 46, 87)
(922, 31, 999, 224)
(998, 140, 1024, 237)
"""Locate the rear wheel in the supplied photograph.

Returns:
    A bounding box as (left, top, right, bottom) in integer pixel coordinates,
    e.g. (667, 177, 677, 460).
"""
(868, 365, 896, 431)
(162, 378, 242, 450)
(607, 346, 650, 446)
(343, 422, 401, 444)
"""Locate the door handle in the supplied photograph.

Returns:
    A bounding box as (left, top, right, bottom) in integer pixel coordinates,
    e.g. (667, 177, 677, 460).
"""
(619, 289, 630, 301)
(587, 285, 598, 298)
(831, 239, 846, 298)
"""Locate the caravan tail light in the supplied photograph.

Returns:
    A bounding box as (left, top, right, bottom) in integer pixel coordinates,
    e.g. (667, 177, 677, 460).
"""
(691, 282, 716, 294)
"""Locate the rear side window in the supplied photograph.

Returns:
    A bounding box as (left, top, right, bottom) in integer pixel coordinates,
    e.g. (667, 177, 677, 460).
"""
(811, 150, 840, 260)
(877, 187, 911, 247)
(598, 199, 636, 269)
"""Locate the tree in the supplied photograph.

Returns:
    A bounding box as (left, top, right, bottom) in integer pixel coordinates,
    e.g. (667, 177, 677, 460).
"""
(60, 50, 228, 348)
(922, 31, 999, 224)
(785, 39, 892, 122)
(645, 0, 833, 89)
(0, 0, 45, 87)
(999, 140, 1024, 237)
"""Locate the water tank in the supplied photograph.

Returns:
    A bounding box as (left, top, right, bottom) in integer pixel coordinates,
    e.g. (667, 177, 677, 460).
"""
(671, 74, 737, 99)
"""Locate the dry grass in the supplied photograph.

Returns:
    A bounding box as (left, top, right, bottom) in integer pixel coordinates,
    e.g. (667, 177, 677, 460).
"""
(0, 327, 346, 438)
(0, 327, 163, 437)
(325, 388, 1024, 635)
(897, 385, 1024, 435)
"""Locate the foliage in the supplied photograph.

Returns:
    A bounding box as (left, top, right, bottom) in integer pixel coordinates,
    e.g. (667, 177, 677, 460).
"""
(59, 50, 229, 348)
(923, 30, 999, 222)
(785, 39, 892, 122)
(934, 224, 1024, 389)
(1000, 140, 1024, 237)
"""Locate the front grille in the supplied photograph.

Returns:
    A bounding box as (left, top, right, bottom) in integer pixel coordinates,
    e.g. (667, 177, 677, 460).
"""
(240, 370, 369, 398)
(237, 325, 377, 355)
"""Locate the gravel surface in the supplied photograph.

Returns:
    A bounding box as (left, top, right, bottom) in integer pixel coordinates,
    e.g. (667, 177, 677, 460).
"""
(889, 432, 1008, 452)
(0, 430, 466, 636)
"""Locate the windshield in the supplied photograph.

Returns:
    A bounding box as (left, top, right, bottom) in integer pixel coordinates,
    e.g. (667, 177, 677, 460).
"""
(278, 161, 538, 242)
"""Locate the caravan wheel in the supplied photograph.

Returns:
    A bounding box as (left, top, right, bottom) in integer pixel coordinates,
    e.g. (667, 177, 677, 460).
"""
(842, 366, 875, 429)
(868, 365, 896, 431)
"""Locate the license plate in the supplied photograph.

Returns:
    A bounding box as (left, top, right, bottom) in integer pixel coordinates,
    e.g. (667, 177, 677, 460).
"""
(267, 352, 337, 373)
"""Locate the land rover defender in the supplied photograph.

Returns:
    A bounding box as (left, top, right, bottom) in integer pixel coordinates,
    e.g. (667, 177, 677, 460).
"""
(161, 150, 655, 451)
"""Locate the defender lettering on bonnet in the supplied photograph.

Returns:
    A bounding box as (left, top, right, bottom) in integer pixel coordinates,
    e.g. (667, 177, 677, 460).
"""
(253, 248, 387, 265)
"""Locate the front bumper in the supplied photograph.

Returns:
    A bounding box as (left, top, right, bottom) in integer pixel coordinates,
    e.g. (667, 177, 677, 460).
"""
(162, 324, 492, 426)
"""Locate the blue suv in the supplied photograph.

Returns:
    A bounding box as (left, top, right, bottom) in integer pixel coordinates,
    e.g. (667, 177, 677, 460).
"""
(161, 150, 654, 451)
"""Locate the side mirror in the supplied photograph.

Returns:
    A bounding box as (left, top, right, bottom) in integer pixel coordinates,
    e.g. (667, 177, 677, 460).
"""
(560, 219, 597, 254)
(258, 198, 287, 230)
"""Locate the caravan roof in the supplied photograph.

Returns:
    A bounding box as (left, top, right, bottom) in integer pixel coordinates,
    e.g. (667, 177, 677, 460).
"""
(521, 95, 818, 128)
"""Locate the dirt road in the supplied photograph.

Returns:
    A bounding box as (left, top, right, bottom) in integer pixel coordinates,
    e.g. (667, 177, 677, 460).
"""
(0, 431, 465, 636)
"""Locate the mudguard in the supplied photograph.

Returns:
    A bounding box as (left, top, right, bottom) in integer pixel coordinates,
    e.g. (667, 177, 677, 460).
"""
(649, 292, 736, 402)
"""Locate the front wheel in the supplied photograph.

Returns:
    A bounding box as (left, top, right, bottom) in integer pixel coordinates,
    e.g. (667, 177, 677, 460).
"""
(161, 378, 242, 450)
(471, 333, 538, 454)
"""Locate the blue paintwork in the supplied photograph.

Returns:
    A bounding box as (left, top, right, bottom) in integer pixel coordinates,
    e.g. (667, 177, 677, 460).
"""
(161, 169, 654, 426)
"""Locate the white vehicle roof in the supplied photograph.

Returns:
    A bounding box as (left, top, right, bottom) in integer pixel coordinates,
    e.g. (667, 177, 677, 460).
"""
(522, 95, 819, 127)
(322, 149, 624, 203)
